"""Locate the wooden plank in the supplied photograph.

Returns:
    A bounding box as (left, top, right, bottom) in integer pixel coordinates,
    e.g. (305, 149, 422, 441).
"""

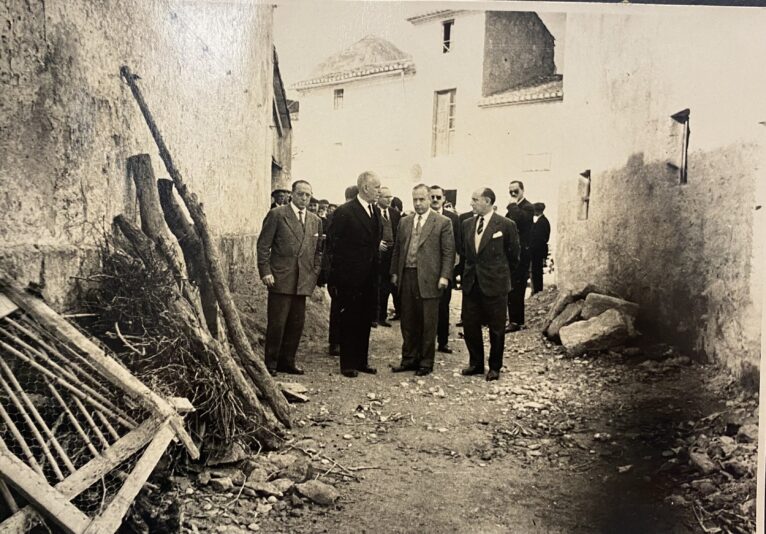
(82, 420, 176, 534)
(0, 293, 17, 320)
(0, 437, 90, 534)
(0, 274, 199, 459)
(0, 416, 164, 533)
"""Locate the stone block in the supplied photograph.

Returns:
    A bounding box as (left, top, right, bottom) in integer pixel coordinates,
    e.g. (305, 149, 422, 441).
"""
(546, 300, 584, 340)
(559, 309, 629, 356)
(581, 293, 639, 320)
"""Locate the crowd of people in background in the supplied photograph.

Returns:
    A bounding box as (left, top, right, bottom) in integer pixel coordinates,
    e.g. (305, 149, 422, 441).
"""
(259, 173, 551, 381)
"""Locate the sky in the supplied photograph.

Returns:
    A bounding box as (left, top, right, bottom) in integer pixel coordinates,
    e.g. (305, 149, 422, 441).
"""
(273, 1, 567, 97)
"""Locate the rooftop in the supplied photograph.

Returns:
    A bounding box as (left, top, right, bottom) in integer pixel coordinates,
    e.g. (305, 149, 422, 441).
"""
(478, 75, 563, 108)
(406, 9, 469, 25)
(293, 35, 414, 90)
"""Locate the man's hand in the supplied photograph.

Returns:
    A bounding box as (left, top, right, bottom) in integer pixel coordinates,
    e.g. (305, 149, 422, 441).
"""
(438, 277, 449, 290)
(379, 240, 390, 252)
(391, 274, 398, 286)
(262, 274, 275, 288)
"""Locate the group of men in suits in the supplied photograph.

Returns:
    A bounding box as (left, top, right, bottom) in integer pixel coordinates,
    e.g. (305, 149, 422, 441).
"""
(256, 174, 545, 382)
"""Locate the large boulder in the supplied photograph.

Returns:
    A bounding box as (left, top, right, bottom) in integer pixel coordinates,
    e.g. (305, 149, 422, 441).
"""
(559, 309, 630, 356)
(541, 283, 611, 332)
(581, 293, 639, 320)
(546, 300, 584, 340)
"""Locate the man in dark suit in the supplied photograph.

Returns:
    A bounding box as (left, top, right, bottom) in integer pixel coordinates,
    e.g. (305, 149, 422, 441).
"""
(461, 187, 520, 381)
(389, 184, 455, 376)
(505, 180, 535, 332)
(376, 186, 400, 327)
(328, 172, 382, 378)
(530, 202, 551, 294)
(429, 185, 461, 354)
(257, 180, 323, 376)
(270, 188, 290, 209)
(324, 185, 358, 356)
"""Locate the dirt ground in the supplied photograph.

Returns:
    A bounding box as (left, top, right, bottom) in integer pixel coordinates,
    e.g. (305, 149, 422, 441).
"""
(173, 287, 756, 534)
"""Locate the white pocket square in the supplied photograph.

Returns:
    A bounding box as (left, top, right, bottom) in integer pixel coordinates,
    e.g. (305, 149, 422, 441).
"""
(313, 233, 319, 237)
(492, 231, 503, 238)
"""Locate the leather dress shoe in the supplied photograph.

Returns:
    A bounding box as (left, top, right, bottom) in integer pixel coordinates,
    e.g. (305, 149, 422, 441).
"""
(379, 320, 393, 328)
(415, 368, 432, 376)
(267, 368, 278, 377)
(461, 366, 484, 376)
(486, 369, 500, 381)
(328, 344, 341, 356)
(277, 365, 304, 375)
(358, 366, 377, 374)
(371, 321, 378, 328)
(391, 364, 417, 373)
(389, 314, 400, 321)
(341, 369, 358, 378)
(437, 345, 453, 354)
(505, 322, 521, 333)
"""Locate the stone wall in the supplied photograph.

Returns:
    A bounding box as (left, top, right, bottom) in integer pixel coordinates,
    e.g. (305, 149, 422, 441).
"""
(0, 0, 275, 308)
(556, 11, 766, 382)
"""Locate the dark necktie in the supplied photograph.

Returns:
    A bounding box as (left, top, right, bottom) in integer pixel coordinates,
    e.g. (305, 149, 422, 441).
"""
(477, 216, 484, 235)
(383, 209, 388, 221)
(298, 209, 304, 226)
(368, 204, 374, 218)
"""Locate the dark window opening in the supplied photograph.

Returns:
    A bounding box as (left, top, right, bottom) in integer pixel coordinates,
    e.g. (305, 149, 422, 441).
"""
(668, 109, 690, 184)
(578, 170, 591, 221)
(442, 20, 454, 53)
(333, 88, 344, 110)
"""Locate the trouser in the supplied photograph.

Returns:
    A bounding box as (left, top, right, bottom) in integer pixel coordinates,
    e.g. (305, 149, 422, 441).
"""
(531, 246, 547, 294)
(377, 255, 394, 321)
(337, 281, 375, 371)
(463, 284, 507, 371)
(265, 292, 307, 370)
(508, 247, 531, 325)
(328, 287, 341, 346)
(437, 279, 452, 347)
(399, 268, 439, 370)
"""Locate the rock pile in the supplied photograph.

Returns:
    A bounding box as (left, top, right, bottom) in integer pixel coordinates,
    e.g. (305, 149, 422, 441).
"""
(543, 285, 640, 356)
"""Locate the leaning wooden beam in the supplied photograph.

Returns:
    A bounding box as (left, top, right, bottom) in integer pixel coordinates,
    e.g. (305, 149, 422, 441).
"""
(0, 274, 199, 460)
(82, 420, 176, 534)
(0, 416, 164, 533)
(120, 65, 291, 428)
(0, 436, 91, 534)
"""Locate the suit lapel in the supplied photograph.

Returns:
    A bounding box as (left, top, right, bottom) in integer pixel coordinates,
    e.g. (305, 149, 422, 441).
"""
(350, 199, 374, 237)
(477, 215, 498, 255)
(283, 206, 305, 242)
(417, 212, 436, 249)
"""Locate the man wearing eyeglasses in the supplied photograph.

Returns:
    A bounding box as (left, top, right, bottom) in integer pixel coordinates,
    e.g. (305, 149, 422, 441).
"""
(428, 185, 461, 354)
(505, 180, 535, 332)
(257, 180, 323, 376)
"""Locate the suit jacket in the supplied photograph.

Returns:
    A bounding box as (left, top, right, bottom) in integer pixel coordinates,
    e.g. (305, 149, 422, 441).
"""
(390, 211, 455, 299)
(328, 198, 383, 289)
(505, 198, 535, 248)
(530, 214, 551, 254)
(256, 204, 323, 296)
(437, 209, 461, 258)
(377, 206, 401, 243)
(461, 213, 520, 297)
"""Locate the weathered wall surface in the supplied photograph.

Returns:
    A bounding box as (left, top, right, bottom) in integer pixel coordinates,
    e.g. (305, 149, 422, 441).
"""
(0, 0, 274, 308)
(482, 11, 554, 97)
(556, 11, 766, 381)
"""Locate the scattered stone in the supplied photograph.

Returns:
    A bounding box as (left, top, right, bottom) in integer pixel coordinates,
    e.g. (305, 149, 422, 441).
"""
(736, 423, 758, 444)
(271, 478, 295, 493)
(546, 301, 584, 340)
(279, 456, 311, 482)
(247, 467, 270, 484)
(617, 465, 632, 473)
(689, 451, 717, 475)
(343, 434, 353, 440)
(722, 459, 750, 478)
(690, 479, 717, 496)
(210, 477, 235, 492)
(295, 480, 340, 506)
(207, 442, 249, 466)
(580, 293, 639, 320)
(197, 470, 212, 486)
(247, 524, 260, 532)
(244, 481, 283, 498)
(559, 309, 630, 356)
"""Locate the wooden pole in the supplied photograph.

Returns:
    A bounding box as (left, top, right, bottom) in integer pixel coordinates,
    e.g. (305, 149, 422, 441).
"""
(0, 402, 44, 477)
(45, 378, 101, 458)
(120, 65, 291, 428)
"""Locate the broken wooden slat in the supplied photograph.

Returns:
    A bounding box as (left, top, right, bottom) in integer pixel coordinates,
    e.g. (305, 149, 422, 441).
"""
(0, 402, 44, 477)
(0, 294, 17, 320)
(0, 275, 199, 459)
(0, 416, 164, 533)
(0, 437, 90, 534)
(82, 420, 176, 534)
(0, 478, 19, 513)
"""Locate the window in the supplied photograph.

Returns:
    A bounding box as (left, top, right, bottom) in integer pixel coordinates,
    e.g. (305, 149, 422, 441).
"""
(442, 20, 454, 53)
(432, 89, 456, 157)
(668, 109, 690, 184)
(333, 88, 344, 110)
(578, 170, 591, 221)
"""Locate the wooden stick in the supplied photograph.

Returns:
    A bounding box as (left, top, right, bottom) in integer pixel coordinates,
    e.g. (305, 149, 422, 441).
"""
(0, 337, 136, 429)
(0, 358, 75, 474)
(0, 273, 199, 459)
(120, 66, 291, 428)
(0, 415, 163, 532)
(0, 402, 44, 476)
(3, 318, 137, 427)
(0, 478, 19, 513)
(96, 411, 121, 442)
(70, 395, 110, 451)
(45, 378, 101, 458)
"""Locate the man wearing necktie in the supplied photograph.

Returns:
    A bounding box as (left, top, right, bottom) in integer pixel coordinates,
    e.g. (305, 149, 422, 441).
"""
(375, 186, 401, 327)
(460, 188, 520, 381)
(389, 184, 455, 376)
(257, 180, 323, 376)
(327, 172, 383, 378)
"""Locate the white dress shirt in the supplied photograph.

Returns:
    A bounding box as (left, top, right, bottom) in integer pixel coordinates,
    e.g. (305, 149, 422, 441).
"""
(474, 210, 494, 253)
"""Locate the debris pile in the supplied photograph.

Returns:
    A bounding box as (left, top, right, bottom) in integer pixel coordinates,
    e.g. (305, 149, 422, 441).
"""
(542, 284, 640, 356)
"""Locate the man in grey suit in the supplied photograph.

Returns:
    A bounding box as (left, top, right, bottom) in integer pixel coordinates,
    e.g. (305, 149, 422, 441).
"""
(257, 180, 323, 376)
(390, 184, 455, 376)
(461, 187, 520, 381)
